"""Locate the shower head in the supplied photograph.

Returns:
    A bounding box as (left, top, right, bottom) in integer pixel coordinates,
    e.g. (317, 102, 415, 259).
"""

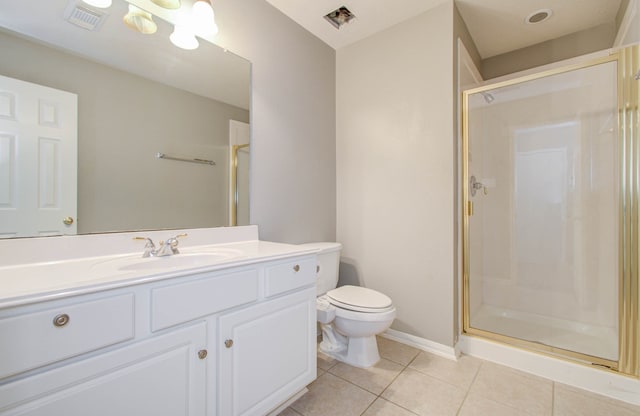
(480, 91, 495, 104)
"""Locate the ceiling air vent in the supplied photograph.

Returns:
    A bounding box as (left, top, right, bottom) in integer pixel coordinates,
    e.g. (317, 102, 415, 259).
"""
(64, 1, 108, 31)
(324, 6, 356, 30)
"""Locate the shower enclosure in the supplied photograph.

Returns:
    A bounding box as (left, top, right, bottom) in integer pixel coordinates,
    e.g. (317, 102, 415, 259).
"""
(462, 46, 639, 375)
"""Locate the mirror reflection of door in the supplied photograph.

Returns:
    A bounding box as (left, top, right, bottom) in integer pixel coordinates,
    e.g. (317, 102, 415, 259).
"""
(229, 120, 249, 226)
(0, 74, 77, 238)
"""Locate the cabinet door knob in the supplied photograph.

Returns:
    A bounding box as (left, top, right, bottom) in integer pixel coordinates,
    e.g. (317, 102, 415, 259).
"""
(198, 349, 208, 359)
(53, 314, 70, 327)
(224, 339, 234, 348)
(293, 264, 300, 272)
(62, 217, 74, 225)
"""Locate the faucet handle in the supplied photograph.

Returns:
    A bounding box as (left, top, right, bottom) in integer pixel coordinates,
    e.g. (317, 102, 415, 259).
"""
(133, 237, 156, 258)
(166, 233, 188, 254)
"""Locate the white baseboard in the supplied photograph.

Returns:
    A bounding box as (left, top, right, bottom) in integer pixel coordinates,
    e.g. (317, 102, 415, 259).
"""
(458, 334, 640, 406)
(381, 328, 458, 360)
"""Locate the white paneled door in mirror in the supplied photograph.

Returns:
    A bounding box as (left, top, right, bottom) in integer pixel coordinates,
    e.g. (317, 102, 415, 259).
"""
(0, 74, 77, 238)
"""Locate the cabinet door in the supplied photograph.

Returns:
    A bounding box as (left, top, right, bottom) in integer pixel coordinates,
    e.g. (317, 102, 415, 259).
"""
(219, 287, 316, 416)
(0, 323, 207, 416)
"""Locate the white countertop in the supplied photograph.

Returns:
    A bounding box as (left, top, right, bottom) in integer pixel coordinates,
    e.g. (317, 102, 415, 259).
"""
(0, 227, 317, 309)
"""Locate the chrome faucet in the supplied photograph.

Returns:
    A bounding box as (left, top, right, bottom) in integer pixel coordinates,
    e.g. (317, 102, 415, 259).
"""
(156, 233, 187, 257)
(134, 237, 157, 258)
(134, 233, 187, 258)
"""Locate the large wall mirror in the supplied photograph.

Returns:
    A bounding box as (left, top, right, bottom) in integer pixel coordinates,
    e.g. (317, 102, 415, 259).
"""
(0, 0, 251, 238)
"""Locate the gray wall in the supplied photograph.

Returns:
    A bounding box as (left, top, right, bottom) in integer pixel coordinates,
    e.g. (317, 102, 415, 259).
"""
(482, 23, 617, 79)
(214, 0, 337, 244)
(0, 30, 249, 234)
(337, 2, 457, 346)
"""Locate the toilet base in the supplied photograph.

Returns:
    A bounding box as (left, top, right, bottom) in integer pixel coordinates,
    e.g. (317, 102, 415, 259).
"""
(319, 323, 381, 368)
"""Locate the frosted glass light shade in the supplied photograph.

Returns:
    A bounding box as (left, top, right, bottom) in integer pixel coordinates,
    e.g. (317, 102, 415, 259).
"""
(123, 5, 157, 34)
(151, 0, 181, 9)
(192, 0, 218, 35)
(82, 0, 112, 8)
(170, 25, 199, 50)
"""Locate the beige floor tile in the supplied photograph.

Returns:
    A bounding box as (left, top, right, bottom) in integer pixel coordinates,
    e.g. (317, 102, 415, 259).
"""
(377, 336, 420, 366)
(317, 351, 338, 371)
(458, 391, 530, 416)
(468, 362, 552, 416)
(278, 407, 303, 416)
(553, 383, 640, 416)
(290, 372, 376, 416)
(409, 352, 481, 389)
(362, 398, 419, 416)
(381, 368, 466, 416)
(316, 367, 325, 378)
(329, 358, 404, 395)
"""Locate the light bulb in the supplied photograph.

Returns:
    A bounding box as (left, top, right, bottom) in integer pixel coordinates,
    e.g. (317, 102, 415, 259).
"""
(82, 0, 112, 8)
(170, 25, 199, 50)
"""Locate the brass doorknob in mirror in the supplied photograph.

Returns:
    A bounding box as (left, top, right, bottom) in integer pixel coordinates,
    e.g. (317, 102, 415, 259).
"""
(63, 217, 74, 225)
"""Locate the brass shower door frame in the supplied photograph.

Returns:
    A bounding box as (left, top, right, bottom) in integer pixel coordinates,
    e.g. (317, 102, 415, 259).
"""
(230, 144, 249, 226)
(461, 46, 639, 377)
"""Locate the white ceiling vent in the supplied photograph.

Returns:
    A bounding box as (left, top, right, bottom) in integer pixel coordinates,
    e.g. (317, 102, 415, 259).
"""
(64, 1, 108, 31)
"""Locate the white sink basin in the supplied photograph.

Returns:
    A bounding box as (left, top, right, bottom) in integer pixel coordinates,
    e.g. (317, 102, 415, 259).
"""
(91, 248, 245, 274)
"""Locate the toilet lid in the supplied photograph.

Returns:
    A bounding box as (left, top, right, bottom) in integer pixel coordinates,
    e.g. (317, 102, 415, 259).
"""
(327, 285, 393, 312)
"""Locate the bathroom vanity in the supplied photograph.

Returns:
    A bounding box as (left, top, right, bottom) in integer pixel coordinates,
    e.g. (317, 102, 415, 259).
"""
(0, 226, 317, 416)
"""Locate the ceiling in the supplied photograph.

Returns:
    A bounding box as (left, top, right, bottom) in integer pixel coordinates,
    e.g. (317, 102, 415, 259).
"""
(265, 0, 623, 57)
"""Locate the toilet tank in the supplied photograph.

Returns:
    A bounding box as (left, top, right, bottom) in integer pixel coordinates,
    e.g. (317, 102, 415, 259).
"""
(299, 242, 342, 296)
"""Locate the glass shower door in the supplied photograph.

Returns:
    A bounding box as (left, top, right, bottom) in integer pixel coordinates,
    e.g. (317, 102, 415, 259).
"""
(463, 56, 621, 366)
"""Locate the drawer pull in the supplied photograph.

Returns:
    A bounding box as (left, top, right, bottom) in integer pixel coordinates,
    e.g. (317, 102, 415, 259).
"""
(224, 339, 234, 348)
(293, 264, 300, 272)
(53, 314, 70, 327)
(198, 349, 208, 359)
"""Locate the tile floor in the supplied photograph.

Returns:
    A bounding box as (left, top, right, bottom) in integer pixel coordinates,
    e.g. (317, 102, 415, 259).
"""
(282, 337, 640, 416)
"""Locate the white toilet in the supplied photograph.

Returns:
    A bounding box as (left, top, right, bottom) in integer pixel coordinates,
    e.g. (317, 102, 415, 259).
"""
(300, 242, 396, 368)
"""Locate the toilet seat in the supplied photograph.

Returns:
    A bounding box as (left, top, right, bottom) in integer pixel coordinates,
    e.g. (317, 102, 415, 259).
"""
(327, 285, 394, 313)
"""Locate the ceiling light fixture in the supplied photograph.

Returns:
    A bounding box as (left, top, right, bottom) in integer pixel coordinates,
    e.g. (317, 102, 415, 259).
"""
(150, 0, 181, 10)
(123, 4, 157, 34)
(525, 9, 552, 24)
(82, 0, 112, 8)
(170, 24, 199, 50)
(192, 0, 218, 36)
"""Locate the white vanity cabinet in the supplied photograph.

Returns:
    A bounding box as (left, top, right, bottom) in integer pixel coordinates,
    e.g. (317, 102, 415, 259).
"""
(0, 248, 317, 416)
(0, 323, 207, 416)
(219, 288, 316, 416)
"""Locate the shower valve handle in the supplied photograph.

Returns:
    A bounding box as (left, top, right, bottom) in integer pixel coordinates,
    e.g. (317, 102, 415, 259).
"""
(469, 176, 487, 197)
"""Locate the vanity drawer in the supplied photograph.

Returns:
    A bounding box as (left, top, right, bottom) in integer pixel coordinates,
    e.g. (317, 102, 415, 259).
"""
(264, 256, 316, 298)
(151, 268, 259, 331)
(0, 293, 134, 380)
